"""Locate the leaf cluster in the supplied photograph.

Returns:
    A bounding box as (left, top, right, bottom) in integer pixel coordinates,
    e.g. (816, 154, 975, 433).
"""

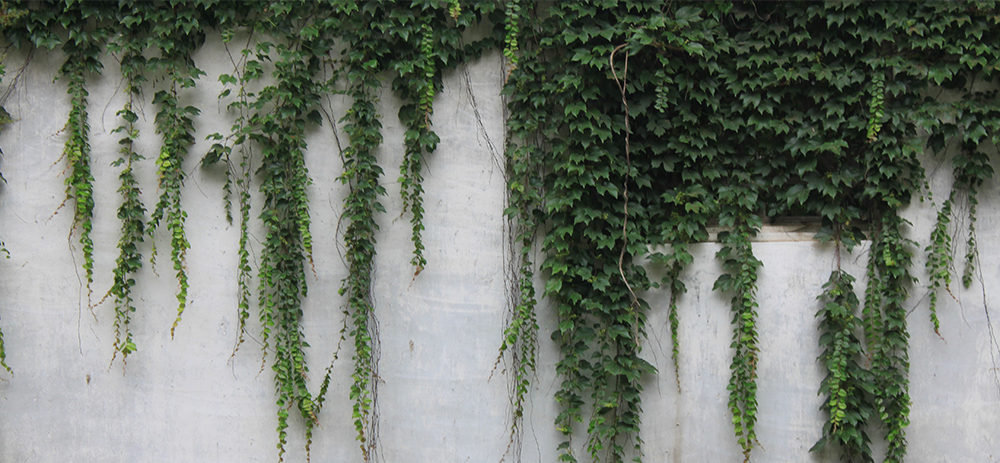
(144, 1, 215, 337)
(52, 1, 115, 304)
(106, 0, 154, 364)
(812, 270, 875, 463)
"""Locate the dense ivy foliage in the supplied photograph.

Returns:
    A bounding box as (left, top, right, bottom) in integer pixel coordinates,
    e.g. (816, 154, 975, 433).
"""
(502, 1, 1000, 462)
(0, 1, 999, 462)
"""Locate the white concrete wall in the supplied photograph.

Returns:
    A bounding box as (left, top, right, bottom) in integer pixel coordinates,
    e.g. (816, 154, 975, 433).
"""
(0, 36, 998, 462)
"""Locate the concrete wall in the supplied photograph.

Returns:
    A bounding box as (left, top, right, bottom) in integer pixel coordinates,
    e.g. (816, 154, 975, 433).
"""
(0, 35, 997, 462)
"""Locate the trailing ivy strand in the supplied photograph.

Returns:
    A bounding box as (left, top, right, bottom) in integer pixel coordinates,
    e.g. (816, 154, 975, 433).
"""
(105, 0, 152, 364)
(204, 11, 259, 360)
(715, 217, 763, 462)
(55, 1, 113, 306)
(145, 1, 210, 337)
(338, 3, 392, 460)
(336, 2, 500, 459)
(812, 263, 875, 462)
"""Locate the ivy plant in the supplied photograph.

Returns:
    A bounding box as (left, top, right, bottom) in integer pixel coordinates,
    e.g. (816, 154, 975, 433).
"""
(105, 0, 153, 364)
(145, 0, 209, 337)
(0, 2, 1000, 463)
(55, 1, 112, 305)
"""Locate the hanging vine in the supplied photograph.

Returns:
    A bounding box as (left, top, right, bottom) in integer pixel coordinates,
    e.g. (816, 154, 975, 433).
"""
(865, 212, 916, 463)
(496, 8, 542, 461)
(394, 20, 436, 273)
(202, 1, 343, 458)
(251, 2, 337, 457)
(862, 55, 923, 463)
(925, 108, 996, 333)
(55, 2, 112, 306)
(715, 215, 762, 462)
(643, 3, 725, 393)
(954, 127, 995, 287)
(390, 3, 494, 273)
(501, 3, 669, 461)
(105, 0, 151, 364)
(145, 1, 208, 337)
(337, 3, 497, 459)
(813, 267, 875, 462)
(204, 9, 260, 359)
(338, 3, 389, 459)
(502, 0, 519, 70)
(812, 221, 875, 463)
(925, 189, 954, 336)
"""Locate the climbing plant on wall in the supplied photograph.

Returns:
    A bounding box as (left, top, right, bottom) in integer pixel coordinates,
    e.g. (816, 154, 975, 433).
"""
(501, 1, 1000, 462)
(145, 0, 211, 337)
(56, 2, 113, 305)
(1, 1, 1000, 462)
(336, 3, 497, 459)
(209, 2, 331, 458)
(105, 0, 152, 364)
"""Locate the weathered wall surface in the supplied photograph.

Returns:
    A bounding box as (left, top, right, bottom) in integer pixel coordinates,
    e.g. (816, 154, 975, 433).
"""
(0, 36, 998, 463)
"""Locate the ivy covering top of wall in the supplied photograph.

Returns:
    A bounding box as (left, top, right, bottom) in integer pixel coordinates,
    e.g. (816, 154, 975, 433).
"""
(502, 2, 1000, 462)
(0, 1, 998, 463)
